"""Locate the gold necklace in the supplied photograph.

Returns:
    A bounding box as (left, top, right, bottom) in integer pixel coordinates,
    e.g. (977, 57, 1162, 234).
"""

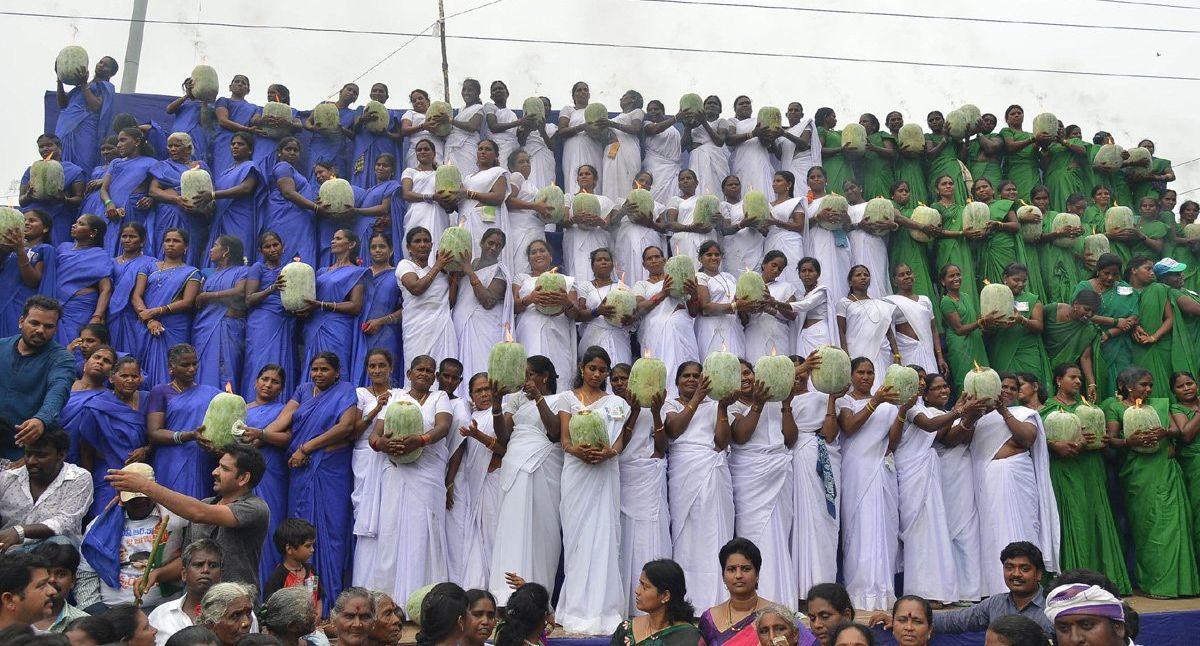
(577, 389, 602, 408)
(411, 390, 431, 405)
(170, 380, 186, 393)
(726, 596, 759, 627)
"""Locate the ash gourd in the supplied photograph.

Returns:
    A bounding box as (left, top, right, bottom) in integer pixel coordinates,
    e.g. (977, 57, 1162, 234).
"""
(602, 279, 636, 327)
(0, 208, 23, 241)
(312, 103, 341, 134)
(628, 353, 666, 407)
(962, 363, 1001, 402)
(693, 195, 720, 228)
(438, 226, 472, 272)
(883, 364, 920, 405)
(1093, 145, 1124, 173)
(897, 124, 925, 154)
(663, 255, 696, 299)
(55, 46, 89, 86)
(754, 352, 795, 402)
(29, 159, 65, 198)
(201, 386, 247, 451)
(572, 193, 602, 223)
(742, 190, 770, 224)
(980, 281, 1015, 319)
(1082, 229, 1110, 259)
(584, 103, 609, 125)
(756, 106, 782, 133)
(1122, 399, 1163, 454)
(534, 185, 566, 224)
(810, 345, 850, 395)
(569, 408, 609, 447)
(1051, 213, 1082, 248)
(318, 178, 355, 215)
(534, 269, 568, 316)
(180, 165, 214, 207)
(703, 349, 742, 401)
(425, 101, 453, 137)
(435, 163, 463, 196)
(863, 197, 895, 230)
(1104, 206, 1134, 234)
(817, 194, 849, 231)
(1124, 147, 1152, 179)
(625, 188, 654, 220)
(962, 201, 991, 233)
(405, 584, 436, 627)
(1044, 410, 1083, 444)
(841, 123, 867, 153)
(1032, 113, 1059, 138)
(735, 270, 767, 305)
(1017, 203, 1043, 242)
(383, 400, 425, 464)
(909, 205, 941, 242)
(488, 325, 526, 394)
(279, 260, 316, 312)
(678, 93, 704, 119)
(1076, 399, 1107, 450)
(190, 65, 219, 102)
(260, 102, 295, 139)
(521, 97, 545, 123)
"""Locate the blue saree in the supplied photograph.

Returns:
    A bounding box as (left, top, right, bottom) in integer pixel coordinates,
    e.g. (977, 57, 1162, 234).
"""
(102, 155, 158, 254)
(303, 265, 368, 374)
(137, 264, 199, 387)
(78, 391, 147, 517)
(148, 159, 212, 266)
(206, 161, 266, 267)
(192, 266, 248, 392)
(351, 268, 402, 385)
(264, 162, 317, 265)
(247, 401, 287, 586)
(212, 98, 259, 174)
(151, 383, 220, 498)
(21, 161, 85, 245)
(54, 79, 116, 172)
(53, 244, 112, 346)
(242, 261, 299, 400)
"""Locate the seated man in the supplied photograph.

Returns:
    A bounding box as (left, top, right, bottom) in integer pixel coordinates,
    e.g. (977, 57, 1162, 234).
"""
(30, 542, 88, 632)
(1044, 583, 1128, 646)
(0, 553, 57, 630)
(0, 428, 92, 551)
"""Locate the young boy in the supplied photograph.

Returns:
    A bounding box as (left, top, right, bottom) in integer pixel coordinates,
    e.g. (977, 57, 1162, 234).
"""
(262, 518, 320, 608)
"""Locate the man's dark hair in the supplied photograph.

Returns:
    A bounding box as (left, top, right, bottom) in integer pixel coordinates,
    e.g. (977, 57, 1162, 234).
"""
(438, 357, 464, 374)
(237, 635, 282, 646)
(103, 604, 144, 642)
(20, 296, 63, 320)
(1123, 602, 1139, 639)
(1050, 568, 1120, 598)
(27, 427, 70, 455)
(273, 518, 317, 555)
(0, 553, 49, 598)
(224, 444, 266, 488)
(986, 615, 1046, 646)
(1000, 541, 1045, 572)
(182, 539, 224, 568)
(31, 542, 80, 575)
(165, 625, 221, 646)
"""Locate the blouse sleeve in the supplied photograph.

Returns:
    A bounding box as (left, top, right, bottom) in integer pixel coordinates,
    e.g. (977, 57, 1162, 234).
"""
(835, 298, 850, 317)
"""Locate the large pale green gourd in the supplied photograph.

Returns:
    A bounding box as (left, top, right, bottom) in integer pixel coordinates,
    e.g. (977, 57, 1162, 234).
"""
(909, 205, 941, 242)
(435, 164, 463, 196)
(810, 346, 851, 394)
(573, 193, 602, 221)
(756, 106, 782, 132)
(693, 194, 720, 228)
(1051, 213, 1081, 248)
(962, 365, 1002, 402)
(897, 124, 925, 153)
(864, 197, 895, 228)
(980, 282, 1015, 318)
(55, 46, 89, 86)
(534, 185, 566, 223)
(201, 392, 247, 451)
(602, 285, 636, 326)
(754, 354, 795, 402)
(1094, 144, 1123, 172)
(584, 103, 608, 124)
(1122, 400, 1162, 454)
(735, 270, 767, 304)
(1082, 232, 1110, 260)
(181, 167, 214, 205)
(959, 104, 981, 125)
(425, 101, 452, 137)
(405, 584, 436, 627)
(946, 109, 970, 139)
(703, 350, 742, 400)
(883, 364, 920, 405)
(841, 123, 867, 152)
(0, 208, 24, 242)
(534, 271, 567, 315)
(384, 400, 425, 464)
(569, 409, 609, 447)
(279, 261, 316, 312)
(626, 188, 654, 219)
(962, 201, 991, 233)
(1124, 147, 1152, 179)
(1017, 204, 1043, 242)
(1076, 401, 1107, 450)
(487, 340, 526, 394)
(1184, 222, 1200, 240)
(628, 356, 666, 406)
(30, 160, 65, 198)
(438, 226, 472, 271)
(1032, 112, 1058, 138)
(1104, 206, 1134, 234)
(521, 97, 545, 123)
(678, 93, 704, 117)
(664, 255, 696, 299)
(817, 194, 849, 231)
(312, 103, 341, 134)
(317, 178, 354, 214)
(362, 100, 390, 134)
(742, 190, 770, 224)
(190, 65, 218, 102)
(1044, 410, 1083, 444)
(260, 102, 294, 138)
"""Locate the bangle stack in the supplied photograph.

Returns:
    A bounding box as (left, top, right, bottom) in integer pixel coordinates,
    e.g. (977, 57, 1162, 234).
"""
(172, 431, 184, 444)
(865, 402, 877, 414)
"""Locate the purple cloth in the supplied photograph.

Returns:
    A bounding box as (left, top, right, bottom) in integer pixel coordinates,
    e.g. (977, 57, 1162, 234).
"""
(77, 390, 147, 517)
(242, 262, 298, 400)
(148, 158, 212, 266)
(247, 401, 287, 586)
(108, 254, 159, 359)
(264, 161, 317, 265)
(0, 244, 55, 338)
(350, 108, 399, 189)
(171, 100, 215, 167)
(192, 266, 248, 392)
(206, 160, 266, 267)
(79, 163, 111, 220)
(306, 107, 356, 183)
(53, 244, 113, 346)
(101, 155, 157, 254)
(316, 184, 366, 267)
(212, 98, 259, 175)
(302, 264, 368, 376)
(53, 79, 116, 172)
(149, 382, 219, 498)
(351, 268, 402, 385)
(135, 264, 199, 387)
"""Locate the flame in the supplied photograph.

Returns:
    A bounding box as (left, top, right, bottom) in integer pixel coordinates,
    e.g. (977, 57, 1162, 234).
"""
(770, 346, 778, 357)
(1134, 398, 1143, 407)
(633, 180, 645, 190)
(721, 342, 728, 353)
(642, 348, 653, 359)
(224, 382, 233, 394)
(972, 360, 982, 372)
(504, 322, 513, 343)
(190, 162, 202, 170)
(41, 151, 54, 161)
(617, 272, 627, 289)
(982, 278, 990, 285)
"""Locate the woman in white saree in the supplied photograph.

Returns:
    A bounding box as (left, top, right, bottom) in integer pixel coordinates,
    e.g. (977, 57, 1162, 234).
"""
(612, 170, 667, 285)
(445, 79, 485, 175)
(641, 100, 681, 205)
(804, 166, 853, 305)
(836, 265, 899, 391)
(446, 373, 505, 589)
(633, 245, 699, 386)
(563, 164, 615, 281)
(558, 81, 604, 194)
(400, 89, 446, 168)
(503, 150, 553, 275)
(512, 239, 579, 393)
(450, 227, 514, 397)
(844, 179, 894, 299)
(555, 346, 633, 635)
(666, 169, 717, 261)
(763, 171, 806, 292)
(682, 95, 729, 198)
(726, 95, 778, 196)
(575, 248, 633, 367)
(886, 262, 947, 375)
(694, 241, 745, 359)
(793, 257, 841, 357)
(452, 139, 509, 258)
(350, 349, 393, 586)
(396, 227, 458, 377)
(743, 251, 798, 361)
(778, 102, 820, 196)
(400, 139, 451, 258)
(719, 176, 763, 276)
(599, 90, 644, 202)
(516, 96, 558, 190)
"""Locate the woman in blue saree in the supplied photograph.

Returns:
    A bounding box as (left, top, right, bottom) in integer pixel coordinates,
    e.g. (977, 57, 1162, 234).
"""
(53, 56, 118, 172)
(146, 344, 220, 499)
(348, 154, 403, 266)
(301, 229, 368, 375)
(304, 83, 359, 182)
(206, 132, 265, 267)
(251, 84, 302, 169)
(108, 222, 157, 359)
(313, 162, 366, 267)
(193, 236, 248, 392)
(0, 211, 56, 338)
(351, 233, 403, 385)
(212, 75, 259, 175)
(165, 77, 216, 167)
(130, 229, 200, 387)
(148, 132, 213, 266)
(351, 83, 401, 189)
(54, 214, 113, 346)
(19, 135, 86, 245)
(257, 352, 359, 615)
(79, 137, 120, 219)
(238, 364, 288, 585)
(100, 127, 158, 255)
(264, 137, 321, 266)
(242, 231, 299, 400)
(78, 355, 148, 517)
(61, 346, 113, 465)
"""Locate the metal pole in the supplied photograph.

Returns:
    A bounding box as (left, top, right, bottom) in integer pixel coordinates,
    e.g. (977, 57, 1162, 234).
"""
(438, 0, 450, 102)
(120, 0, 149, 93)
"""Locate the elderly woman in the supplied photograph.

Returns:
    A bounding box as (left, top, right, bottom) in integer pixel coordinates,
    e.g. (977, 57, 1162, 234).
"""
(197, 583, 255, 646)
(259, 586, 317, 646)
(369, 591, 404, 645)
(148, 132, 213, 266)
(753, 604, 818, 646)
(332, 588, 376, 646)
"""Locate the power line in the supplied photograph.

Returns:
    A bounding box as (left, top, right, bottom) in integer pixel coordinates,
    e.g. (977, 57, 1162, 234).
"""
(1093, 0, 1200, 9)
(638, 0, 1200, 34)
(6, 9, 1200, 82)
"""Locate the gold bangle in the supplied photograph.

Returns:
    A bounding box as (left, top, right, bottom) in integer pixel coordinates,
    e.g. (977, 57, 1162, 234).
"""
(866, 402, 877, 414)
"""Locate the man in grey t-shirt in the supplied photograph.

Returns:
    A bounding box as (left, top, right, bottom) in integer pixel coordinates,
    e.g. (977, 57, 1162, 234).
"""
(107, 444, 269, 586)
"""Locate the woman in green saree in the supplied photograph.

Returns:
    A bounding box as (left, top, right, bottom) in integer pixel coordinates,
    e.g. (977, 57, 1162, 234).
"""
(1127, 255, 1175, 399)
(925, 111, 967, 205)
(1130, 140, 1175, 207)
(1044, 289, 1103, 396)
(1170, 372, 1200, 568)
(967, 113, 1003, 189)
(1169, 200, 1200, 292)
(1037, 189, 1085, 305)
(1040, 123, 1087, 213)
(1073, 253, 1139, 398)
(999, 180, 1047, 300)
(939, 263, 994, 390)
(887, 180, 938, 309)
(1081, 184, 1112, 237)
(931, 176, 978, 317)
(611, 559, 705, 646)
(815, 107, 853, 196)
(1159, 265, 1200, 378)
(860, 113, 895, 200)
(888, 111, 928, 206)
(1101, 367, 1199, 599)
(986, 262, 1051, 387)
(999, 105, 1041, 201)
(1128, 196, 1169, 261)
(1040, 364, 1131, 594)
(971, 178, 1025, 287)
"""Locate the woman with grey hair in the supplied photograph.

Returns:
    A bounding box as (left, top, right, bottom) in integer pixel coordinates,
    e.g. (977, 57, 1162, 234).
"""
(148, 130, 213, 264)
(259, 587, 317, 646)
(332, 587, 376, 646)
(198, 582, 255, 646)
(754, 604, 804, 646)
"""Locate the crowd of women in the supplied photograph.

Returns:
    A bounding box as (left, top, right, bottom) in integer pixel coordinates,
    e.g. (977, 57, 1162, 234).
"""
(17, 57, 1200, 631)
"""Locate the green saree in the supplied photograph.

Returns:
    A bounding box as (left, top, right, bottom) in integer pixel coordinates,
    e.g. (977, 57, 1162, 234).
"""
(934, 201, 980, 316)
(863, 131, 896, 200)
(1039, 398, 1132, 594)
(890, 203, 938, 318)
(927, 133, 968, 205)
(1171, 404, 1200, 568)
(1044, 142, 1085, 213)
(941, 293, 988, 391)
(1040, 211, 1083, 305)
(1132, 282, 1174, 399)
(1132, 157, 1172, 206)
(1168, 224, 1200, 293)
(1073, 280, 1138, 398)
(894, 152, 929, 206)
(819, 127, 854, 196)
(1000, 127, 1039, 201)
(968, 136, 1003, 189)
(1168, 287, 1200, 378)
(1043, 303, 1105, 395)
(987, 289, 1051, 385)
(1102, 397, 1200, 598)
(979, 199, 1044, 300)
(1129, 215, 1169, 262)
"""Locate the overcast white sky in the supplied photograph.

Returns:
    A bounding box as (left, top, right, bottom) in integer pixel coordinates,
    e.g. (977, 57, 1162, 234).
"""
(3, 0, 1199, 201)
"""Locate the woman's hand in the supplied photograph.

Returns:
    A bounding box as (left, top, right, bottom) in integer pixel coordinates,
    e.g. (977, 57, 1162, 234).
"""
(136, 196, 154, 210)
(750, 379, 770, 405)
(695, 374, 712, 402)
(489, 378, 509, 401)
(432, 249, 454, 272)
(1050, 440, 1082, 458)
(288, 448, 310, 468)
(146, 319, 165, 336)
(872, 384, 899, 406)
(124, 446, 152, 465)
(594, 301, 616, 320)
(240, 426, 264, 444)
(362, 317, 386, 335)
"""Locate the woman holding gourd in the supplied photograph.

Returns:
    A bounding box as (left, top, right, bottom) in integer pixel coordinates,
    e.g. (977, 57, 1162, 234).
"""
(401, 139, 451, 258)
(237, 364, 288, 584)
(242, 231, 299, 399)
(303, 83, 358, 181)
(694, 241, 745, 359)
(454, 139, 510, 257)
(264, 136, 322, 266)
(131, 228, 200, 387)
(516, 95, 558, 190)
(251, 83, 302, 169)
(164, 75, 215, 167)
(859, 113, 895, 201)
(968, 113, 1004, 190)
(299, 229, 367, 377)
(192, 235, 248, 392)
(367, 354, 455, 604)
(347, 348, 394, 585)
(575, 248, 632, 367)
(1074, 252, 1139, 396)
(563, 164, 615, 281)
(1035, 188, 1085, 305)
(634, 245, 699, 388)
(349, 234, 403, 386)
(924, 111, 967, 205)
(764, 171, 806, 292)
(1125, 255, 1176, 399)
(804, 166, 852, 305)
(400, 88, 446, 169)
(985, 263, 1052, 388)
(814, 108, 854, 198)
(1101, 367, 1200, 599)
(682, 95, 729, 198)
(504, 150, 555, 276)
(211, 74, 259, 175)
(889, 112, 929, 206)
(887, 180, 938, 311)
(1039, 363, 1131, 594)
(939, 263, 991, 389)
(999, 105, 1040, 201)
(513, 239, 579, 393)
(559, 81, 603, 195)
(450, 227, 512, 395)
(446, 374, 506, 589)
(145, 343, 220, 498)
(665, 169, 716, 263)
(844, 179, 893, 298)
(793, 257, 840, 357)
(147, 132, 212, 266)
(483, 80, 520, 167)
(397, 227, 458, 379)
(726, 96, 776, 196)
(836, 265, 899, 391)
(350, 83, 399, 188)
(599, 90, 644, 202)
(1041, 123, 1087, 212)
(613, 170, 668, 285)
(0, 210, 53, 339)
(970, 178, 1024, 289)
(343, 153, 400, 265)
(1170, 372, 1200, 564)
(927, 176, 975, 313)
(445, 79, 486, 175)
(642, 100, 682, 205)
(743, 251, 797, 362)
(718, 175, 760, 278)
(885, 262, 945, 375)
